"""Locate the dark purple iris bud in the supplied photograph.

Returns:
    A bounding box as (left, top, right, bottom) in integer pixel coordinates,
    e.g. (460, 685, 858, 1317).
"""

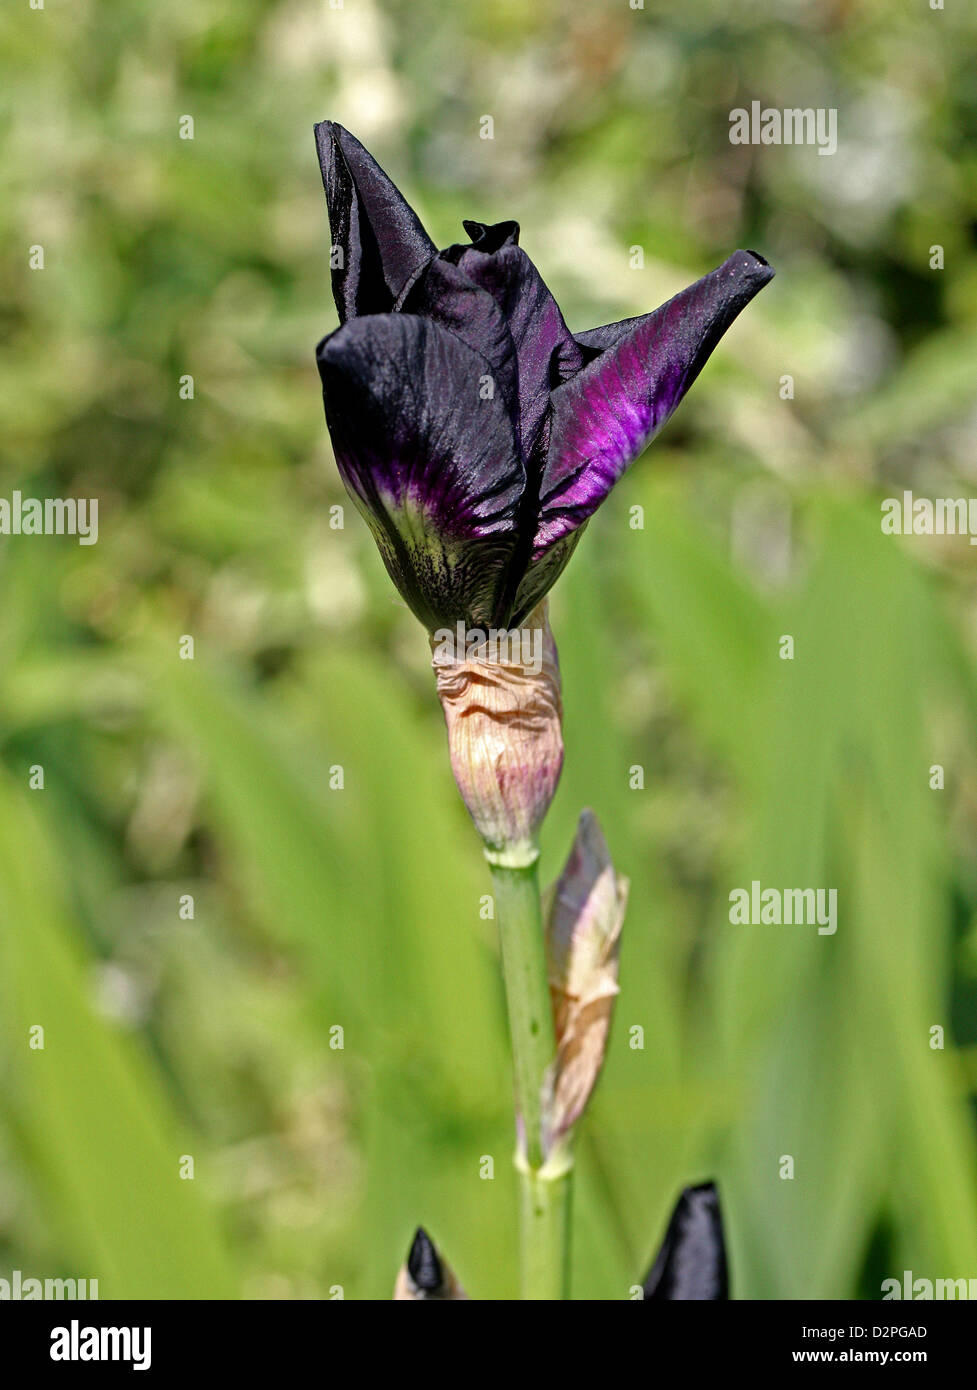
(642, 1181, 729, 1300)
(407, 1226, 443, 1293)
(314, 122, 774, 634)
(393, 1226, 468, 1300)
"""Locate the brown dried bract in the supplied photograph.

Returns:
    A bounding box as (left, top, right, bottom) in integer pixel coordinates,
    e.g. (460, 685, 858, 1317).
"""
(431, 601, 563, 865)
(543, 810, 628, 1153)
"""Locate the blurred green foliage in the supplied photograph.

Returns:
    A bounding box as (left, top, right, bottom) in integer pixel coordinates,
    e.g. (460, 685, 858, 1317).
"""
(2, 0, 977, 1299)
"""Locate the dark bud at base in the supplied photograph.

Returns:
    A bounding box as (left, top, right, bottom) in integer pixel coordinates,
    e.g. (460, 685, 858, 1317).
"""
(394, 1226, 468, 1300)
(408, 1227, 443, 1292)
(642, 1182, 729, 1300)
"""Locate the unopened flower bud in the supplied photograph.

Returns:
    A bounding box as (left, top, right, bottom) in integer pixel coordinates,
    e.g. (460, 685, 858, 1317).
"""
(542, 810, 627, 1155)
(393, 1226, 468, 1300)
(642, 1182, 728, 1300)
(431, 602, 563, 867)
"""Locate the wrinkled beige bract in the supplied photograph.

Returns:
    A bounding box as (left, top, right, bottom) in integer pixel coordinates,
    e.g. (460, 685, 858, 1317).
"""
(432, 601, 563, 865)
(543, 810, 628, 1153)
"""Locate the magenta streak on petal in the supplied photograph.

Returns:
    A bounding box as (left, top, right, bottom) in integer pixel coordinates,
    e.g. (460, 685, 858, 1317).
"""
(533, 252, 774, 554)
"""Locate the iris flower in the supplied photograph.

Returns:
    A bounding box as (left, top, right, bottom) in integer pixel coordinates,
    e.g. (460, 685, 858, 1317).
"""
(314, 121, 774, 634)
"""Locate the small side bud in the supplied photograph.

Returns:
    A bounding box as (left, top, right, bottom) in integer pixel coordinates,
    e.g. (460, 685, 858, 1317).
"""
(642, 1182, 729, 1300)
(542, 810, 627, 1155)
(393, 1226, 468, 1300)
(432, 602, 563, 866)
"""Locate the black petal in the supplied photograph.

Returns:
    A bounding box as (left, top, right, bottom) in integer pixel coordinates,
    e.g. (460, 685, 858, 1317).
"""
(451, 242, 585, 464)
(314, 121, 436, 323)
(462, 218, 521, 252)
(317, 313, 525, 631)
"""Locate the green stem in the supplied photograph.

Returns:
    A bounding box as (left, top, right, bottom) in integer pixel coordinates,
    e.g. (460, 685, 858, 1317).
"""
(490, 858, 572, 1299)
(490, 860, 553, 1166)
(518, 1159, 573, 1300)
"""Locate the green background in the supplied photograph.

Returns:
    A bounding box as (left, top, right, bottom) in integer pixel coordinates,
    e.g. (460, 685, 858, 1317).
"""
(2, 0, 977, 1299)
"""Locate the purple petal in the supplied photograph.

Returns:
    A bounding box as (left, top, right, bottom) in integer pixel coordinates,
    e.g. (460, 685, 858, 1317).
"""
(314, 122, 436, 323)
(317, 314, 525, 630)
(534, 251, 775, 553)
